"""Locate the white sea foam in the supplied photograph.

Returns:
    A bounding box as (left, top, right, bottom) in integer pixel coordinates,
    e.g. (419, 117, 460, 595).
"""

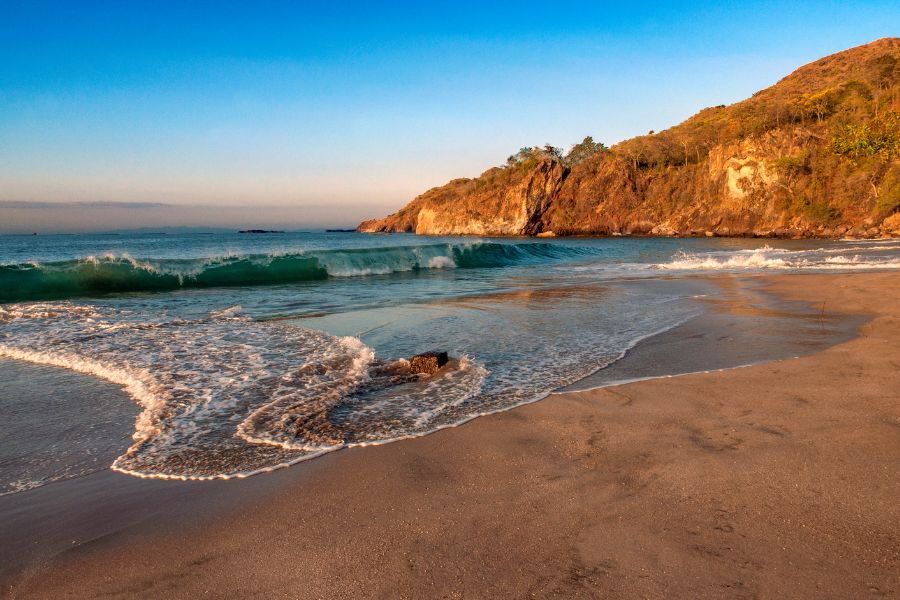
(209, 304, 243, 318)
(427, 255, 457, 269)
(655, 244, 900, 271)
(0, 345, 166, 442)
(660, 249, 792, 270)
(0, 282, 702, 485)
(0, 303, 498, 480)
(327, 266, 411, 277)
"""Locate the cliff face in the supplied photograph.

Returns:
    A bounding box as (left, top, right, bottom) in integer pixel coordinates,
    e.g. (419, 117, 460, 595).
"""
(359, 158, 566, 236)
(360, 38, 900, 238)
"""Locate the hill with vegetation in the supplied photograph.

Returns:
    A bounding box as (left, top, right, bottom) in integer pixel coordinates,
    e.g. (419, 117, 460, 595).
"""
(359, 38, 900, 238)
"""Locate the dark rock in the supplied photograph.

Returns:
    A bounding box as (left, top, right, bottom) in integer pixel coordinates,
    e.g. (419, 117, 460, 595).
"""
(409, 351, 449, 375)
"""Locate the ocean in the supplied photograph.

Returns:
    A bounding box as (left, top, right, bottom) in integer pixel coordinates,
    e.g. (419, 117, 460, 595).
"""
(1, 231, 898, 495)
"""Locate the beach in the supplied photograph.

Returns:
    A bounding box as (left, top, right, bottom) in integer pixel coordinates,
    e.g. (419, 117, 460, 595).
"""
(3, 11, 899, 600)
(1, 271, 897, 599)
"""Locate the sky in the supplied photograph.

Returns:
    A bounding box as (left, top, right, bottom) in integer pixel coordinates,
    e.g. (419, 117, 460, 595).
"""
(1, 0, 899, 232)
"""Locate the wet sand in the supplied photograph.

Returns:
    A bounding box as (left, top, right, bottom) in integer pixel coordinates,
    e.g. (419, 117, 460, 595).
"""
(2, 272, 898, 599)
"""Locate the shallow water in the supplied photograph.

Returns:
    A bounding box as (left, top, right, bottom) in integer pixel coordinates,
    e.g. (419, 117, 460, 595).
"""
(1, 232, 898, 494)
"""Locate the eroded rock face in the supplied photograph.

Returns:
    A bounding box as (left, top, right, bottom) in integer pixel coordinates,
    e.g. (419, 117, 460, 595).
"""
(883, 212, 900, 234)
(360, 158, 567, 236)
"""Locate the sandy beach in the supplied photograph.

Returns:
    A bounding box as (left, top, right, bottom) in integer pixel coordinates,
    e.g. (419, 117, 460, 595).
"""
(2, 272, 898, 599)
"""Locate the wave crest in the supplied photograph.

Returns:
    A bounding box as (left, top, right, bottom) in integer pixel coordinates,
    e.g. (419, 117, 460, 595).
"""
(656, 245, 900, 271)
(0, 242, 594, 303)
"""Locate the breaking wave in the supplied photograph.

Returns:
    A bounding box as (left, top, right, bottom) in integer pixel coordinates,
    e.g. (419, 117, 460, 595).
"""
(655, 243, 900, 271)
(0, 242, 600, 303)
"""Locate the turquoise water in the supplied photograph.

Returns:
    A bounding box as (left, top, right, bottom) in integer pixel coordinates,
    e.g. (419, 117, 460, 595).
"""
(1, 231, 898, 493)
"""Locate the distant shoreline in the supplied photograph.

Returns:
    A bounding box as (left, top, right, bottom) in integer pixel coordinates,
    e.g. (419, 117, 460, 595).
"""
(356, 229, 898, 240)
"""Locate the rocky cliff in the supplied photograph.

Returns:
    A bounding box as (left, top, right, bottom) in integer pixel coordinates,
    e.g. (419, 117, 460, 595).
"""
(359, 38, 900, 238)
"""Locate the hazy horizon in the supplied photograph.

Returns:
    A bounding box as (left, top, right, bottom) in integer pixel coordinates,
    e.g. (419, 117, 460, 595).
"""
(0, 200, 396, 234)
(3, 1, 899, 232)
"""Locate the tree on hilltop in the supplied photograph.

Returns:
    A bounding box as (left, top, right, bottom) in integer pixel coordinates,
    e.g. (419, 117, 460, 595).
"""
(564, 136, 608, 166)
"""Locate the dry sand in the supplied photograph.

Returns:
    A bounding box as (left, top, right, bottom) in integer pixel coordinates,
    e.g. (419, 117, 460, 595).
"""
(3, 272, 899, 599)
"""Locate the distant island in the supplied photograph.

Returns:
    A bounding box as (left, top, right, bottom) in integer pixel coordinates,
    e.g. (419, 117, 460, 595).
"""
(360, 38, 900, 239)
(239, 229, 285, 234)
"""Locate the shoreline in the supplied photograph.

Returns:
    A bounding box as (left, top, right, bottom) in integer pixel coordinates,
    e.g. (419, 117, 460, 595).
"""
(0, 273, 854, 490)
(563, 273, 864, 392)
(2, 272, 898, 598)
(358, 229, 900, 241)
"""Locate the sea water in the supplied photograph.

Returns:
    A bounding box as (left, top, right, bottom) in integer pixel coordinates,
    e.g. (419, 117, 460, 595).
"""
(1, 231, 898, 493)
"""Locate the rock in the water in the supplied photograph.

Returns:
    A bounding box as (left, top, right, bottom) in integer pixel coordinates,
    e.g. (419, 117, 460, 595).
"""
(409, 351, 449, 375)
(883, 213, 900, 235)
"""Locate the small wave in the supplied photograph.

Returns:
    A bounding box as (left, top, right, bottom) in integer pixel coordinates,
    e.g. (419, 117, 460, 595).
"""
(0, 282, 699, 484)
(209, 304, 243, 318)
(0, 345, 167, 443)
(659, 250, 792, 270)
(0, 303, 492, 480)
(655, 246, 900, 271)
(0, 242, 597, 303)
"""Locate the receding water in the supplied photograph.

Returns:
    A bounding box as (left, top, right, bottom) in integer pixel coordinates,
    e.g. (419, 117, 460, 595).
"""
(1, 231, 898, 494)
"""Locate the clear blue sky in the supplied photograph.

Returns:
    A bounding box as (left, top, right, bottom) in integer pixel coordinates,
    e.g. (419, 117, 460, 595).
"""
(1, 1, 898, 229)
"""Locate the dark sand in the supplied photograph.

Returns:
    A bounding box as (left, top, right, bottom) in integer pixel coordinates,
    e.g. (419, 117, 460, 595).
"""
(2, 272, 898, 599)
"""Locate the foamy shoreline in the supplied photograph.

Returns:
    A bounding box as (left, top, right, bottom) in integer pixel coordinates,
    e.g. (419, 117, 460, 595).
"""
(2, 272, 898, 598)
